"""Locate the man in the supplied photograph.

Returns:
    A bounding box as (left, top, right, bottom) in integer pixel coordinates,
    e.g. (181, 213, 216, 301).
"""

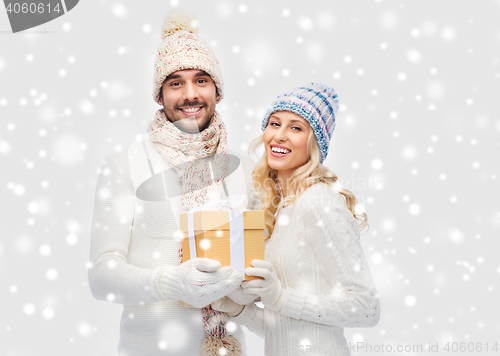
(88, 10, 258, 356)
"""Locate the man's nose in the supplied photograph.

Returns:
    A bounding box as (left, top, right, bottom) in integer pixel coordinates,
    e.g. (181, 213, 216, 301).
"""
(182, 82, 198, 102)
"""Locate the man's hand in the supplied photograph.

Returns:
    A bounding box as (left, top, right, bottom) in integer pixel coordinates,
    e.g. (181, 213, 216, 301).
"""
(155, 258, 242, 308)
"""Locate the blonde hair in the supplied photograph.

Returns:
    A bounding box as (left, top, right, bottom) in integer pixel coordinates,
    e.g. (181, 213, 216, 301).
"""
(249, 129, 368, 240)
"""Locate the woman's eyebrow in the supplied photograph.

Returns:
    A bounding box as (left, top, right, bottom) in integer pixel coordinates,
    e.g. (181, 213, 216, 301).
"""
(287, 119, 308, 126)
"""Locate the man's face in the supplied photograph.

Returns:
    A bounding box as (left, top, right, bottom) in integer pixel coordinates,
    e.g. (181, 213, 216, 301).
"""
(159, 69, 219, 133)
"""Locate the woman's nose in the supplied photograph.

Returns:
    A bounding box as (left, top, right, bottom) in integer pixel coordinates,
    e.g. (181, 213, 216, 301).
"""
(273, 126, 288, 142)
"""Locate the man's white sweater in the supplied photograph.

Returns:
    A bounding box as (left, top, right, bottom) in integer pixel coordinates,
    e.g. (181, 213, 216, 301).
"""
(88, 139, 258, 355)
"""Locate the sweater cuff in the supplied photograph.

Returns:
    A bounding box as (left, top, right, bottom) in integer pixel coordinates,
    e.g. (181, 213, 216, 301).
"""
(229, 302, 258, 326)
(280, 288, 307, 320)
(151, 266, 180, 302)
(300, 294, 320, 322)
(267, 288, 286, 312)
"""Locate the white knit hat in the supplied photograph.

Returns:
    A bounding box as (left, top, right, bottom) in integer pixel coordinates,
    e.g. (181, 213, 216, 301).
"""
(153, 10, 224, 105)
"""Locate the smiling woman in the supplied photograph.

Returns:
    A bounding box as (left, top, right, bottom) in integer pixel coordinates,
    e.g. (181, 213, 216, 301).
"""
(211, 82, 379, 356)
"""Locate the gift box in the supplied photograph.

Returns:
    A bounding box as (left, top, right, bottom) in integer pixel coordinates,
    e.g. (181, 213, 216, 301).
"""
(180, 209, 265, 280)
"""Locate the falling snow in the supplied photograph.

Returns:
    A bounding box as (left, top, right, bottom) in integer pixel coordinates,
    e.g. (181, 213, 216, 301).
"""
(110, 3, 128, 19)
(1, 1, 499, 355)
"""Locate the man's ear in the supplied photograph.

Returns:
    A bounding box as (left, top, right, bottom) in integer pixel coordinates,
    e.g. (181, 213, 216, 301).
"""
(158, 94, 163, 106)
(216, 93, 220, 101)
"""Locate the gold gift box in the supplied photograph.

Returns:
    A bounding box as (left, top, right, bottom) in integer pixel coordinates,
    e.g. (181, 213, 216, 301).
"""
(180, 210, 265, 280)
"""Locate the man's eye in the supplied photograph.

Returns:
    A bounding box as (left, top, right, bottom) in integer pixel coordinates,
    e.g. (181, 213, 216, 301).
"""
(170, 82, 181, 87)
(197, 79, 207, 83)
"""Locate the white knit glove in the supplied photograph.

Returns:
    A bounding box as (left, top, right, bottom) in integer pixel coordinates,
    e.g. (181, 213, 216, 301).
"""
(211, 296, 244, 317)
(155, 258, 242, 308)
(241, 259, 286, 312)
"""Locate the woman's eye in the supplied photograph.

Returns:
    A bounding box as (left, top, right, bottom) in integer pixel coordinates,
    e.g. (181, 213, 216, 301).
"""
(292, 126, 301, 131)
(270, 122, 280, 127)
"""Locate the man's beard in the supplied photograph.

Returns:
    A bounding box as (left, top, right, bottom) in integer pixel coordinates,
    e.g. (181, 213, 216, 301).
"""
(163, 100, 214, 133)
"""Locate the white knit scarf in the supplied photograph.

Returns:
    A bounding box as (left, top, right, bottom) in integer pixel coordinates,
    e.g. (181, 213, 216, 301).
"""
(149, 109, 242, 356)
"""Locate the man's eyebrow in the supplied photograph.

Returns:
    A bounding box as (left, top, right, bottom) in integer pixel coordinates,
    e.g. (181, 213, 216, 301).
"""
(165, 71, 210, 81)
(165, 73, 181, 80)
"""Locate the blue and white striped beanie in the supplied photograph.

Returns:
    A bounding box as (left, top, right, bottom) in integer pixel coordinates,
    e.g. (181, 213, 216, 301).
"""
(261, 82, 339, 163)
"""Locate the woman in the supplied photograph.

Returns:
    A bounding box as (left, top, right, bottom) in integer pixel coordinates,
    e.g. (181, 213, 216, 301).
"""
(212, 82, 380, 356)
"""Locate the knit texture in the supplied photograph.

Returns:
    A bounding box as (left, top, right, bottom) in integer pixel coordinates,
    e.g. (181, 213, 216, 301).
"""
(153, 10, 223, 105)
(231, 183, 380, 356)
(156, 258, 242, 308)
(261, 82, 339, 163)
(149, 109, 228, 212)
(88, 140, 259, 355)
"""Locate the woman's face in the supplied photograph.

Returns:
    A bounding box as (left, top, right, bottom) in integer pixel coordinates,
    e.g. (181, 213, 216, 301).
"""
(264, 111, 311, 179)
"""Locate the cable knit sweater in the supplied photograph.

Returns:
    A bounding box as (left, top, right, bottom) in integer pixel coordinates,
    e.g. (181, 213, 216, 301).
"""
(230, 183, 380, 356)
(88, 139, 259, 355)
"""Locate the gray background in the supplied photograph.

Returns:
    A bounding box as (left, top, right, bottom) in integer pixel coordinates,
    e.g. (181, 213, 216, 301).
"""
(1, 0, 499, 355)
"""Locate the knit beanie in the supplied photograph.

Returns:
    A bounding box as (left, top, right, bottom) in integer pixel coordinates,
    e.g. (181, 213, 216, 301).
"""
(153, 10, 224, 105)
(261, 82, 339, 163)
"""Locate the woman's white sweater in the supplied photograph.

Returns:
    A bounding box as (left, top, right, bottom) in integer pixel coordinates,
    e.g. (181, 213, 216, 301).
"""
(230, 183, 380, 356)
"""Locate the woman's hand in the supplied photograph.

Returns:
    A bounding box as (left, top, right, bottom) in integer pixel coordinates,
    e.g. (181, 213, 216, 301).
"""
(227, 286, 259, 305)
(242, 259, 286, 312)
(211, 297, 244, 317)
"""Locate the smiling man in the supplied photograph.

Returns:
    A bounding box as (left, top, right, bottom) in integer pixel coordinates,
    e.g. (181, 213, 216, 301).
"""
(88, 10, 258, 356)
(159, 69, 217, 133)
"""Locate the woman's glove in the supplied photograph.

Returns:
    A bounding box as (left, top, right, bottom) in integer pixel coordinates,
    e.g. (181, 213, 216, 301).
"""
(241, 259, 286, 312)
(211, 296, 245, 317)
(154, 258, 242, 308)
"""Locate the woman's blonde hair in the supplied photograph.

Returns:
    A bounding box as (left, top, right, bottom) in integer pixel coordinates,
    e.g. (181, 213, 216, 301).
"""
(249, 128, 368, 240)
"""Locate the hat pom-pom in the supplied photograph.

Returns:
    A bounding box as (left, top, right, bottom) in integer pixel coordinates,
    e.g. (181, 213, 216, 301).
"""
(161, 10, 199, 39)
(311, 82, 336, 97)
(311, 81, 339, 115)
